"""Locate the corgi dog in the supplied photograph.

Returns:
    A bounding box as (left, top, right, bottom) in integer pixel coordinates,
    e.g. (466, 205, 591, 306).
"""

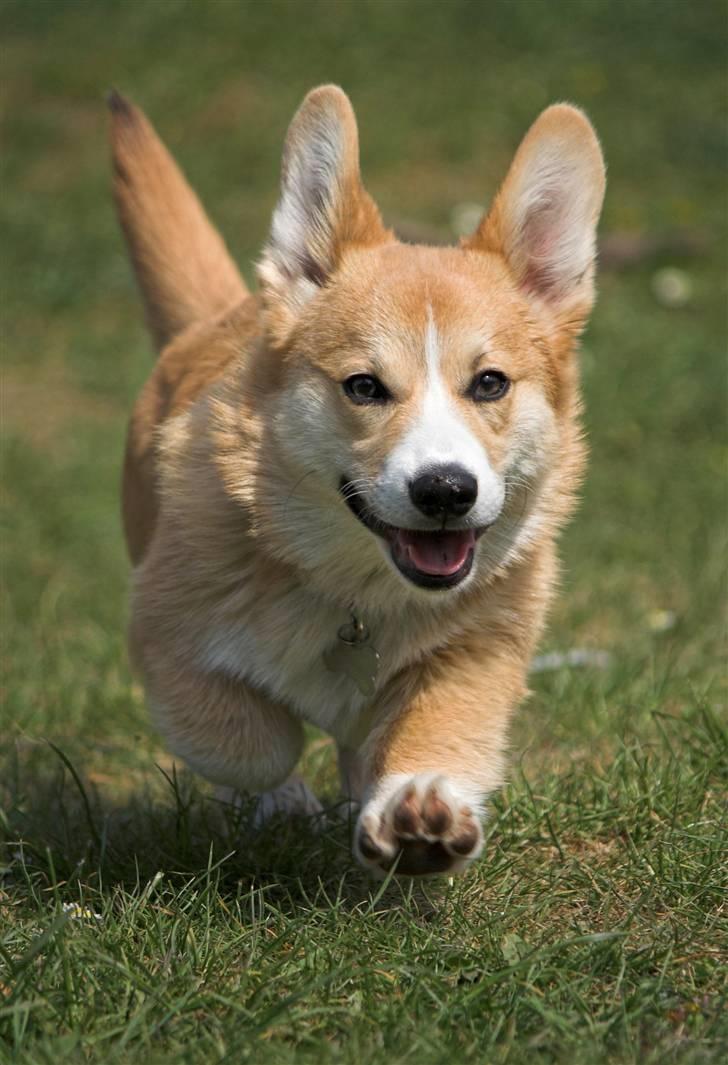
(110, 85, 605, 876)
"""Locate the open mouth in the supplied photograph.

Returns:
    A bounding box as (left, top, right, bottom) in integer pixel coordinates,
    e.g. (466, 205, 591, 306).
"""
(340, 479, 482, 590)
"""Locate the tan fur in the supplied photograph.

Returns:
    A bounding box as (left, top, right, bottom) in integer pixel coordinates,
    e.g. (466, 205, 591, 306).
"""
(109, 90, 248, 351)
(113, 87, 604, 875)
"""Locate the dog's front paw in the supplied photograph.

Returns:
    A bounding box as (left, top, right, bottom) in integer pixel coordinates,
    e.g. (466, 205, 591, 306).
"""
(354, 773, 483, 876)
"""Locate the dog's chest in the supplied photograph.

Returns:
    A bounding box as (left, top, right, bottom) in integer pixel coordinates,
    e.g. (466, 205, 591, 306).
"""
(199, 586, 446, 743)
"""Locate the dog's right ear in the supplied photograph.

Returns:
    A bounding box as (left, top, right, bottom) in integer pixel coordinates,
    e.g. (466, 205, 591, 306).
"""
(257, 85, 390, 342)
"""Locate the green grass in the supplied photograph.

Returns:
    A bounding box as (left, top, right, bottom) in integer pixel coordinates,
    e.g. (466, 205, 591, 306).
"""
(1, 1, 726, 1062)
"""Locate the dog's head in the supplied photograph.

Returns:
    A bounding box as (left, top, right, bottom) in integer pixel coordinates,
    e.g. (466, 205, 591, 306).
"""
(251, 87, 605, 600)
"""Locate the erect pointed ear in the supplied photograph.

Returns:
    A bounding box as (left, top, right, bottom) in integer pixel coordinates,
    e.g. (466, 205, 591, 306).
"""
(464, 104, 605, 318)
(257, 85, 391, 339)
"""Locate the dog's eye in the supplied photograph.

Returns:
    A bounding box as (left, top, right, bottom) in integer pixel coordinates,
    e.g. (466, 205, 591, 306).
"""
(469, 369, 510, 402)
(343, 374, 390, 405)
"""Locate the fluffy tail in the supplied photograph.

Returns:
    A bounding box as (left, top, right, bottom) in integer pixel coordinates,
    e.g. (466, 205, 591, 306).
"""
(108, 90, 248, 352)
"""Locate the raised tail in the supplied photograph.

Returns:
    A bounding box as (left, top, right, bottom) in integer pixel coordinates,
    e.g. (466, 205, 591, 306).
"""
(108, 90, 248, 352)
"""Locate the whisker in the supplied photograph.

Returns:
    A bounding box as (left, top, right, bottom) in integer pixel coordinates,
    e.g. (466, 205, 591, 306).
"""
(280, 468, 319, 513)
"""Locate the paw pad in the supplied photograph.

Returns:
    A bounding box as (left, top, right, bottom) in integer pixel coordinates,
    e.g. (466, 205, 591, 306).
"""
(355, 775, 483, 877)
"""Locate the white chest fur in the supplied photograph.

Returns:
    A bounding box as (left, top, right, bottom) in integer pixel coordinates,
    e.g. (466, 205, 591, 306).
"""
(198, 581, 456, 746)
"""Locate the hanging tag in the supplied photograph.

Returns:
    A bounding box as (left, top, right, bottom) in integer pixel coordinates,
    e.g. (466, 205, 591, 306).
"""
(323, 642, 380, 697)
(323, 614, 380, 697)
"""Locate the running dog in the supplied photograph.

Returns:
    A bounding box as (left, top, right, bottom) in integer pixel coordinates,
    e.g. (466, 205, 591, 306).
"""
(110, 85, 605, 875)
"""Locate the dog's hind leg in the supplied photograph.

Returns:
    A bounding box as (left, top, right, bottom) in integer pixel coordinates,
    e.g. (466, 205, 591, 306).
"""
(337, 745, 367, 804)
(216, 776, 323, 825)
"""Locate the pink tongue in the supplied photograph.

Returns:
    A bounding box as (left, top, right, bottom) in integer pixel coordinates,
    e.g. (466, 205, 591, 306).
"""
(396, 529, 476, 576)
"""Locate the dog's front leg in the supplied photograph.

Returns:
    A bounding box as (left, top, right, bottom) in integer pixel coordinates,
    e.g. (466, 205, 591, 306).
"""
(351, 638, 528, 877)
(136, 649, 321, 822)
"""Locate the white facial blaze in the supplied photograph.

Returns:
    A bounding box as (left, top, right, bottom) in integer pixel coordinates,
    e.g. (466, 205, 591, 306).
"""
(375, 308, 505, 528)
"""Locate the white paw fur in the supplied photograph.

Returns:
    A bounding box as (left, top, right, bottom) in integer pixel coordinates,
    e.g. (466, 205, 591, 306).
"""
(215, 775, 324, 828)
(354, 773, 484, 877)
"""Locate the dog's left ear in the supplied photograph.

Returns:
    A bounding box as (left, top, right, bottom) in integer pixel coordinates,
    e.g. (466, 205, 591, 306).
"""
(258, 85, 390, 340)
(465, 104, 605, 322)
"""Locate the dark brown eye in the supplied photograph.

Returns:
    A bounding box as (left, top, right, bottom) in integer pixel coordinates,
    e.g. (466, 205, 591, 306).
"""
(343, 374, 390, 405)
(469, 369, 510, 402)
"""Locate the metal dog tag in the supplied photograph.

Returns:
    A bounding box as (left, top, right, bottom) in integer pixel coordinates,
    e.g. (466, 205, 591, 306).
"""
(323, 615, 380, 697)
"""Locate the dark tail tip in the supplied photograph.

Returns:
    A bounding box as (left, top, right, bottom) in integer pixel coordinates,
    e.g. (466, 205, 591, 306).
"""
(106, 88, 134, 119)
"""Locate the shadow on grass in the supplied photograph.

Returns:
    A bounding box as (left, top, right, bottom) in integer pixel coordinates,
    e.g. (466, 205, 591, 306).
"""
(3, 703, 724, 922)
(0, 743, 443, 918)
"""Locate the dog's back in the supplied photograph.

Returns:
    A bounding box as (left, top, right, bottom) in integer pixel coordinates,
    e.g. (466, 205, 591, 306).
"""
(109, 91, 257, 563)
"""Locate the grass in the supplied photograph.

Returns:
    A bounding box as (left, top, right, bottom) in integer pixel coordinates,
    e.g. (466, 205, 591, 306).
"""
(1, 0, 726, 1062)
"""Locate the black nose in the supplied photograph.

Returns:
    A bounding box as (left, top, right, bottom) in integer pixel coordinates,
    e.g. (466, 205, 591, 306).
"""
(409, 465, 478, 519)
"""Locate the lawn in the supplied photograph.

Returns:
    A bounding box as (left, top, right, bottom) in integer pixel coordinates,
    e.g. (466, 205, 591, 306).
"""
(1, 1, 726, 1062)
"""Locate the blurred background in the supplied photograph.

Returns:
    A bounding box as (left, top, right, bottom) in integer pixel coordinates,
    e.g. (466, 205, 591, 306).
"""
(2, 0, 725, 784)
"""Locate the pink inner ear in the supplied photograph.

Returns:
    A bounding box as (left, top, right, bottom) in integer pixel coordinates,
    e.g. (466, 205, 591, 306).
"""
(518, 195, 566, 297)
